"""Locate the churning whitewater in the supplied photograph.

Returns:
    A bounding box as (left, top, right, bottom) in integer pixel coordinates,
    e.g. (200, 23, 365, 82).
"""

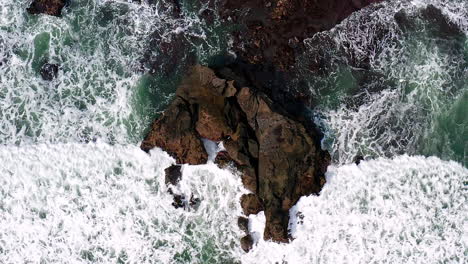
(0, 0, 467, 263)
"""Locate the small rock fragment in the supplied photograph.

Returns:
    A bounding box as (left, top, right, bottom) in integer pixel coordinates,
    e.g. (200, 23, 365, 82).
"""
(240, 235, 254, 252)
(354, 155, 364, 165)
(238, 216, 249, 233)
(165, 165, 182, 185)
(171, 193, 201, 210)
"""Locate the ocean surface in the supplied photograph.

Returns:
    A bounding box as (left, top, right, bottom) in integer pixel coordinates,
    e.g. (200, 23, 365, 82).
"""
(0, 0, 466, 263)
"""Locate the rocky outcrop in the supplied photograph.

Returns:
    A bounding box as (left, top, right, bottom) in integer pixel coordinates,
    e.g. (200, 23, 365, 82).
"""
(141, 65, 330, 243)
(27, 0, 67, 17)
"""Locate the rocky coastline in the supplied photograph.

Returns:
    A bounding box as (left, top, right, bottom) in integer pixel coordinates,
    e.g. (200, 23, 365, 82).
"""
(140, 0, 382, 250)
(28, 0, 382, 252)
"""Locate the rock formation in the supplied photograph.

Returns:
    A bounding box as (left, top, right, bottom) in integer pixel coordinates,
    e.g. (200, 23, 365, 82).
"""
(141, 65, 330, 243)
(140, 0, 389, 251)
(27, 0, 67, 17)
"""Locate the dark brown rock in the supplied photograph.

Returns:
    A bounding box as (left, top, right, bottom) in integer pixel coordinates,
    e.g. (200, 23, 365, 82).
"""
(255, 97, 328, 241)
(214, 151, 232, 167)
(264, 207, 290, 243)
(196, 106, 232, 141)
(142, 65, 330, 243)
(354, 155, 364, 165)
(239, 166, 257, 192)
(27, 0, 66, 17)
(238, 216, 250, 233)
(165, 165, 182, 185)
(141, 97, 207, 165)
(240, 194, 264, 216)
(240, 235, 254, 253)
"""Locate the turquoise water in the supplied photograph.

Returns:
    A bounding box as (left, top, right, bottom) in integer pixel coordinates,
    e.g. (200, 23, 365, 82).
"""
(0, 0, 466, 263)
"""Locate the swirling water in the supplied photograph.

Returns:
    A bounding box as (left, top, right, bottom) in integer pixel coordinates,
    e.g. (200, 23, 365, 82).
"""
(0, 0, 466, 263)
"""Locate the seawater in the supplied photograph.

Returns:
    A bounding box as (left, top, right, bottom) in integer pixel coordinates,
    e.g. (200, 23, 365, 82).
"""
(306, 0, 468, 166)
(0, 0, 466, 263)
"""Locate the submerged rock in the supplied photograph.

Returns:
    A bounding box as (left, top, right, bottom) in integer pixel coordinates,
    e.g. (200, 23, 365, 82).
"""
(169, 191, 200, 210)
(420, 4, 464, 38)
(27, 0, 67, 17)
(354, 155, 364, 165)
(40, 63, 59, 81)
(213, 0, 382, 70)
(141, 65, 330, 242)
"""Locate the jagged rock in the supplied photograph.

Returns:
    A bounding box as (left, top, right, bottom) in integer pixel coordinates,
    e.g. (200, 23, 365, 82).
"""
(171, 193, 185, 209)
(141, 97, 207, 164)
(240, 194, 264, 216)
(27, 0, 67, 17)
(238, 216, 250, 233)
(165, 165, 182, 185)
(40, 63, 59, 81)
(214, 151, 232, 167)
(239, 166, 257, 192)
(142, 65, 330, 243)
(189, 195, 201, 208)
(240, 235, 254, 252)
(255, 96, 329, 241)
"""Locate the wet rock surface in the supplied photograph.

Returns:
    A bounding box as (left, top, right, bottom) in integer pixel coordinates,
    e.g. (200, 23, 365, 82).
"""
(140, 96, 208, 165)
(164, 165, 182, 185)
(240, 194, 264, 216)
(170, 192, 201, 210)
(27, 0, 67, 17)
(240, 234, 254, 252)
(237, 216, 250, 233)
(141, 65, 330, 242)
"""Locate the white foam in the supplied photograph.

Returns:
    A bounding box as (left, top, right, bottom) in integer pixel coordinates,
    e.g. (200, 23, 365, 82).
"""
(243, 155, 467, 263)
(0, 143, 246, 263)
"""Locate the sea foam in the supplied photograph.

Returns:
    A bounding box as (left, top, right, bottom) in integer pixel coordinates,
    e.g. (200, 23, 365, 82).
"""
(243, 155, 467, 263)
(0, 143, 245, 263)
